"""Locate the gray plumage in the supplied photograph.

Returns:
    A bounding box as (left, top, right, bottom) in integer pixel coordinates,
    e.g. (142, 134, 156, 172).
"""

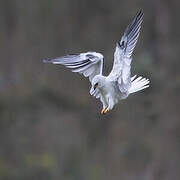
(43, 10, 150, 114)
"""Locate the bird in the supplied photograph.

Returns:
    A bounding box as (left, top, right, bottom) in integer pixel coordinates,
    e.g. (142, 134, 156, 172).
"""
(43, 10, 150, 115)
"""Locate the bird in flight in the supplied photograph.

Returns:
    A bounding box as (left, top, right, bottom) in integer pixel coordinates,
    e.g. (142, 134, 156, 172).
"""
(43, 10, 149, 115)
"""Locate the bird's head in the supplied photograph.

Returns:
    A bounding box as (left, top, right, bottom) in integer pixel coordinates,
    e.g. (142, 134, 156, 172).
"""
(91, 75, 105, 90)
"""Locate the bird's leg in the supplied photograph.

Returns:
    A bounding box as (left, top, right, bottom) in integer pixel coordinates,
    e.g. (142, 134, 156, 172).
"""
(103, 107, 110, 114)
(101, 107, 109, 115)
(100, 95, 108, 115)
(102, 96, 113, 115)
(101, 108, 107, 114)
(103, 96, 111, 114)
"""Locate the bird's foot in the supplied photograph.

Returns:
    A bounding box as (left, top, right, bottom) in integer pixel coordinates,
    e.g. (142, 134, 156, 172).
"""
(104, 107, 110, 114)
(101, 108, 106, 115)
(101, 107, 110, 115)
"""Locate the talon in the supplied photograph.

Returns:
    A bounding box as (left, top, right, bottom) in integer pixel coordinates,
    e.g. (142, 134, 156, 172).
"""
(101, 108, 106, 114)
(103, 107, 110, 114)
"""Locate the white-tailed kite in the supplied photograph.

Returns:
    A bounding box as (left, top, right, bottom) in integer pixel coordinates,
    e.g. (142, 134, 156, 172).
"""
(43, 10, 150, 114)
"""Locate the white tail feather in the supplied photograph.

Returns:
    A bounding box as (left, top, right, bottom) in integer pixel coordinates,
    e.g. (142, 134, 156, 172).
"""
(129, 75, 150, 94)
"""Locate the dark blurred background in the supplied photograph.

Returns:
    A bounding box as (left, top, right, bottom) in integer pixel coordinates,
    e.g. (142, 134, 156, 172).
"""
(0, 0, 180, 179)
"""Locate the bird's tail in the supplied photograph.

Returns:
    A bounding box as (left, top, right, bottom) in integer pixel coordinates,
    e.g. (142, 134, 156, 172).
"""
(128, 75, 150, 94)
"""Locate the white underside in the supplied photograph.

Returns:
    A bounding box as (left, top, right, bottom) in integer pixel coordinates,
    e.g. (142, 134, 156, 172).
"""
(90, 75, 149, 110)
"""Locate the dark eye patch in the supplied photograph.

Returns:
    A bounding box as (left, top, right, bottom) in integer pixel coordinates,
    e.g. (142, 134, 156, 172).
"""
(94, 83, 98, 89)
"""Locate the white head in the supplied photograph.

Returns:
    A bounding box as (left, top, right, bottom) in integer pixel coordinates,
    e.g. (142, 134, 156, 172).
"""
(91, 75, 106, 90)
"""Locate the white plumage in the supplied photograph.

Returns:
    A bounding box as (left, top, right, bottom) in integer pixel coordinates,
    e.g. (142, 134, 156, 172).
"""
(43, 10, 150, 114)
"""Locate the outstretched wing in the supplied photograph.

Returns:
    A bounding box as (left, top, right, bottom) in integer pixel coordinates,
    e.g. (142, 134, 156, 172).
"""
(43, 52, 104, 82)
(108, 10, 143, 92)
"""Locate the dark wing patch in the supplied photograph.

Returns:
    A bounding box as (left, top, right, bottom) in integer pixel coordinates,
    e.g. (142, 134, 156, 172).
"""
(43, 52, 104, 81)
(118, 10, 144, 58)
(86, 54, 95, 59)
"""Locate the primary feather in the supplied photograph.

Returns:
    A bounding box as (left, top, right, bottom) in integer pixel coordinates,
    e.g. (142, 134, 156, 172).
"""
(108, 10, 144, 93)
(43, 52, 104, 82)
(43, 10, 150, 114)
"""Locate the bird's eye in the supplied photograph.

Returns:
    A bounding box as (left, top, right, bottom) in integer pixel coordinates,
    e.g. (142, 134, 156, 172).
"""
(94, 83, 98, 89)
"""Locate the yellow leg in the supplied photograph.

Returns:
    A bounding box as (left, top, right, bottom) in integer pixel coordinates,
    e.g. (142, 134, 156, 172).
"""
(103, 107, 110, 114)
(101, 108, 106, 114)
(101, 107, 110, 115)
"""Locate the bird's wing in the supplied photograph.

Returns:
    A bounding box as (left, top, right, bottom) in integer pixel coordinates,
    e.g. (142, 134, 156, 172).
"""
(43, 52, 104, 82)
(108, 10, 143, 92)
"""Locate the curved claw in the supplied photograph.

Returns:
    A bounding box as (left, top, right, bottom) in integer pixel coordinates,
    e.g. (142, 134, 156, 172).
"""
(103, 107, 110, 114)
(101, 107, 110, 115)
(101, 108, 106, 115)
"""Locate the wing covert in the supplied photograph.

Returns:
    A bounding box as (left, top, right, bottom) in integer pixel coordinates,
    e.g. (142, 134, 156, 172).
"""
(108, 10, 144, 92)
(43, 52, 104, 82)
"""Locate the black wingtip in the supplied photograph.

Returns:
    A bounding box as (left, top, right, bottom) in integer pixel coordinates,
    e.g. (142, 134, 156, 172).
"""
(125, 9, 144, 35)
(138, 9, 143, 14)
(136, 9, 144, 19)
